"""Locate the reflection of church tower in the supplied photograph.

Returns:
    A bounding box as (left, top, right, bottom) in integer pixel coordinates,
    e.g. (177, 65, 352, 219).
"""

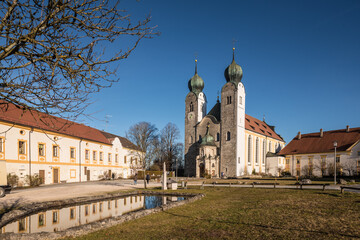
(185, 60, 207, 176)
(220, 48, 246, 177)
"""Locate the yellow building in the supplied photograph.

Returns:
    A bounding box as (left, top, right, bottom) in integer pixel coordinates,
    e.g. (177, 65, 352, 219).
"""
(0, 102, 142, 185)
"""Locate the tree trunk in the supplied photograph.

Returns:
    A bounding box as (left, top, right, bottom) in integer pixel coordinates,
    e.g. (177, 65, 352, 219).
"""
(144, 169, 147, 189)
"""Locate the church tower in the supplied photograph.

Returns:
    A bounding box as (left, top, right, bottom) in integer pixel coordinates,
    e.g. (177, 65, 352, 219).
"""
(220, 49, 246, 177)
(185, 60, 207, 176)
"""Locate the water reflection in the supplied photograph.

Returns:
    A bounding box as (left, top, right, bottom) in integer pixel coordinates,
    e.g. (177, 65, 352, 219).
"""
(0, 195, 185, 234)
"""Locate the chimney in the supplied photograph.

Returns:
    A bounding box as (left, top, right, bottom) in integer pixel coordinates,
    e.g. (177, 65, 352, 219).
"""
(346, 125, 350, 132)
(297, 131, 301, 140)
(320, 128, 323, 138)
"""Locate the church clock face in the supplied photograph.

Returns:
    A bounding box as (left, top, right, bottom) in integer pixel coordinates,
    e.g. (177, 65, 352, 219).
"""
(188, 112, 195, 120)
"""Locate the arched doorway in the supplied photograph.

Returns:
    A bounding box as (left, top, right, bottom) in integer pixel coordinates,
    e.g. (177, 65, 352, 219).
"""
(199, 163, 205, 178)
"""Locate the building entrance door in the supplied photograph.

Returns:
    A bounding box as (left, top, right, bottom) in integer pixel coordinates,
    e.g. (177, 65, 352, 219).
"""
(199, 163, 205, 178)
(53, 168, 59, 183)
(87, 170, 90, 181)
(39, 170, 45, 184)
(108, 170, 112, 179)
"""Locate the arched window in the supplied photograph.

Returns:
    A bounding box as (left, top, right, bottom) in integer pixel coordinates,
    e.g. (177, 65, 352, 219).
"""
(227, 131, 231, 141)
(190, 102, 194, 112)
(248, 136, 252, 164)
(199, 135, 202, 142)
(255, 138, 259, 164)
(239, 96, 242, 105)
(227, 96, 232, 104)
(216, 133, 220, 142)
(262, 140, 266, 164)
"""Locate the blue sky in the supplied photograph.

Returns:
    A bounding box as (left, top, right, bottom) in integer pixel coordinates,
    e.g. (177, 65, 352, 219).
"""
(81, 0, 360, 144)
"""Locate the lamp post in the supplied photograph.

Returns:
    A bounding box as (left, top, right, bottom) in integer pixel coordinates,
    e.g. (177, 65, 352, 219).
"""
(333, 141, 337, 185)
(175, 157, 178, 182)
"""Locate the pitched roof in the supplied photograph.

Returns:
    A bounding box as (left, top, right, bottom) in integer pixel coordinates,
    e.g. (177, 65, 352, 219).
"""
(101, 131, 141, 151)
(207, 101, 220, 121)
(0, 102, 111, 145)
(279, 127, 360, 155)
(245, 114, 284, 141)
(206, 102, 284, 141)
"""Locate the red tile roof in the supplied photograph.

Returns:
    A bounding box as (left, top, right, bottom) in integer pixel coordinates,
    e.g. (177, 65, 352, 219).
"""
(206, 102, 284, 141)
(279, 127, 360, 155)
(0, 101, 113, 145)
(101, 131, 141, 151)
(245, 114, 284, 141)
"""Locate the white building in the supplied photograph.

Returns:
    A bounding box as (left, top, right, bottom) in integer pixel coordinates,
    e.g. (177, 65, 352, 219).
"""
(0, 102, 142, 186)
(278, 126, 360, 177)
(185, 50, 286, 178)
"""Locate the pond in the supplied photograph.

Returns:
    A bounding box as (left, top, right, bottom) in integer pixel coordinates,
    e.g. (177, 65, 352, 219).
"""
(0, 195, 186, 234)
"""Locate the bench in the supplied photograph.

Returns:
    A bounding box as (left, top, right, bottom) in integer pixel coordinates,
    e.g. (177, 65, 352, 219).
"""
(296, 183, 329, 191)
(211, 182, 234, 187)
(252, 182, 279, 188)
(340, 186, 360, 194)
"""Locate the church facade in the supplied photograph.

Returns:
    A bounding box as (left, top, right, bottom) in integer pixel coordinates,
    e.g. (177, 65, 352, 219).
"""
(185, 50, 286, 178)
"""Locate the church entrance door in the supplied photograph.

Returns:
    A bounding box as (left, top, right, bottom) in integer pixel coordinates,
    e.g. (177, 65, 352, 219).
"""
(199, 163, 205, 178)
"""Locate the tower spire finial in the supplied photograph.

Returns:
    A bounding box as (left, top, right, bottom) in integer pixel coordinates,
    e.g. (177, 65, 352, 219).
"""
(195, 59, 197, 74)
(232, 47, 235, 61)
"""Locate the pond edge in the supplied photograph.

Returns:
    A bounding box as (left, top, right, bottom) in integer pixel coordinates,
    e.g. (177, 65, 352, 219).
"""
(0, 191, 204, 240)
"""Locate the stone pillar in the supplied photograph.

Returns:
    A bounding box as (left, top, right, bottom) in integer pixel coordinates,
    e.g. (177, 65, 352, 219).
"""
(162, 162, 167, 190)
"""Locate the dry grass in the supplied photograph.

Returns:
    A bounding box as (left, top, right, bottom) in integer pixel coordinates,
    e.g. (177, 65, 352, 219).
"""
(65, 187, 360, 240)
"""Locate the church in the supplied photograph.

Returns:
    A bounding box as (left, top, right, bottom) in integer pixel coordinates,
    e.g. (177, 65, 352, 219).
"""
(185, 49, 286, 178)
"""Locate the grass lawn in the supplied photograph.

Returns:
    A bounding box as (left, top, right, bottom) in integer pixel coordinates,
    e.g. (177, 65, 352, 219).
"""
(65, 187, 360, 240)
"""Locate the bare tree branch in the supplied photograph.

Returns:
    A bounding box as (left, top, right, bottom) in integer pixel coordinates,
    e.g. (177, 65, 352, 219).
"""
(0, 0, 158, 123)
(126, 121, 158, 189)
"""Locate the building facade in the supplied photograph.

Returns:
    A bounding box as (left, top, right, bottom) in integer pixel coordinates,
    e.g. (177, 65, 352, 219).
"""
(279, 126, 360, 177)
(0, 102, 142, 186)
(185, 50, 285, 178)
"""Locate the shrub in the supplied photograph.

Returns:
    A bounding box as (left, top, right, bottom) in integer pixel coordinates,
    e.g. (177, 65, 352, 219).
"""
(25, 174, 42, 187)
(281, 171, 291, 177)
(7, 173, 19, 187)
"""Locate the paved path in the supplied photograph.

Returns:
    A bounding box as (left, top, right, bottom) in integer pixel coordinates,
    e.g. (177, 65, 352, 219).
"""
(1, 180, 359, 209)
(0, 180, 161, 209)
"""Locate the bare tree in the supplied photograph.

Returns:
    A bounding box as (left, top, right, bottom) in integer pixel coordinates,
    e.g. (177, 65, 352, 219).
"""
(342, 160, 356, 176)
(160, 122, 181, 171)
(0, 0, 157, 121)
(301, 165, 310, 178)
(313, 159, 327, 177)
(126, 122, 158, 189)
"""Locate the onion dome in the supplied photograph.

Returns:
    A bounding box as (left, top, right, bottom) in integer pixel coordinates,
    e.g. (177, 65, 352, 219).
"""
(188, 59, 204, 94)
(224, 48, 243, 84)
(201, 124, 215, 146)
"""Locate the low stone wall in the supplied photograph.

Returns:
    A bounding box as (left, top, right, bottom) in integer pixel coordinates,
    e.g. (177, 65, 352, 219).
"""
(0, 191, 204, 240)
